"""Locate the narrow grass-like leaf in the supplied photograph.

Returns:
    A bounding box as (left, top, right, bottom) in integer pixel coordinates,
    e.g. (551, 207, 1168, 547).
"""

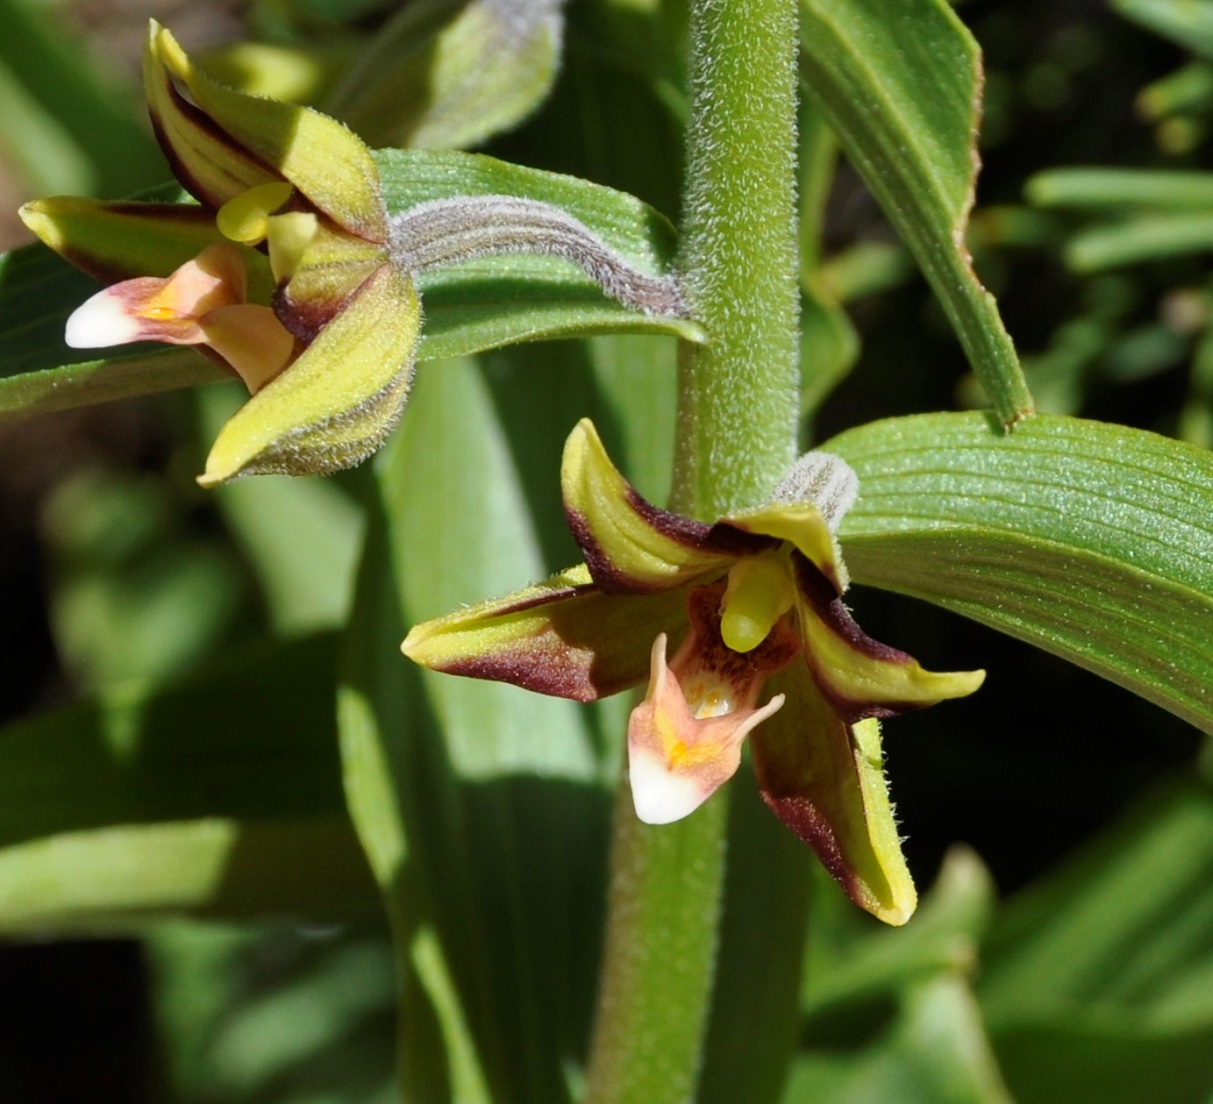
(800, 0, 1033, 426)
(0, 634, 377, 933)
(1026, 168, 1213, 211)
(1065, 214, 1213, 272)
(823, 412, 1213, 733)
(1026, 169, 1213, 271)
(1111, 0, 1213, 59)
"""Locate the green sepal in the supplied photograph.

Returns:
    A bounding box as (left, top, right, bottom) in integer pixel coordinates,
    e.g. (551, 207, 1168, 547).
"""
(144, 23, 279, 212)
(18, 196, 269, 290)
(561, 419, 739, 591)
(401, 563, 692, 703)
(752, 660, 917, 926)
(149, 21, 386, 241)
(200, 263, 420, 485)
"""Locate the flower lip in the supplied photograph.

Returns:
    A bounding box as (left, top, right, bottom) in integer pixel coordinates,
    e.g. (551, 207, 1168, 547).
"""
(64, 241, 247, 349)
(626, 622, 792, 825)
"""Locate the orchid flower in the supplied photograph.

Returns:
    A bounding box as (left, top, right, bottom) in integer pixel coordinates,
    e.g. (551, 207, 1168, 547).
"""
(20, 22, 685, 486)
(21, 22, 416, 487)
(402, 420, 985, 925)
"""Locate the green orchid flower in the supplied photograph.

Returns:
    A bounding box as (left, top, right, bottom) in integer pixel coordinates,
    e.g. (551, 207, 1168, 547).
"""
(402, 420, 985, 925)
(21, 21, 416, 487)
(20, 22, 686, 487)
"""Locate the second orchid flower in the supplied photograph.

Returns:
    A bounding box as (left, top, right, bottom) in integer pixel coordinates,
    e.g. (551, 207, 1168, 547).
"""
(20, 22, 687, 486)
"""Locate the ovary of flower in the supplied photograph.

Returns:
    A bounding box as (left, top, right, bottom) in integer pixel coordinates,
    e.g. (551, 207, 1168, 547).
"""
(64, 242, 295, 394)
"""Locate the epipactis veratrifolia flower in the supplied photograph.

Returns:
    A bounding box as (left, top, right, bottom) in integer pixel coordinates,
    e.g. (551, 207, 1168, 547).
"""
(20, 22, 686, 486)
(20, 21, 415, 487)
(402, 420, 985, 925)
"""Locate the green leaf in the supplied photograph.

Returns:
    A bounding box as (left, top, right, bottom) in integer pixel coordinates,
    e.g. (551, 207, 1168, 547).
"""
(1026, 168, 1213, 211)
(801, 847, 996, 1020)
(1025, 167, 1213, 271)
(0, 150, 698, 420)
(327, 0, 562, 150)
(1139, 61, 1213, 120)
(338, 358, 614, 1103)
(0, 634, 378, 933)
(824, 412, 1213, 734)
(978, 774, 1213, 1103)
(201, 383, 366, 635)
(1111, 0, 1213, 59)
(1066, 214, 1213, 272)
(799, 99, 858, 422)
(799, 0, 1034, 426)
(151, 922, 396, 1103)
(0, 0, 164, 197)
(786, 852, 1008, 1104)
(787, 976, 1012, 1104)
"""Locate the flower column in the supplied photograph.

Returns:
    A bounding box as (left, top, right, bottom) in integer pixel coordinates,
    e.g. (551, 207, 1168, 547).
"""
(583, 0, 800, 1099)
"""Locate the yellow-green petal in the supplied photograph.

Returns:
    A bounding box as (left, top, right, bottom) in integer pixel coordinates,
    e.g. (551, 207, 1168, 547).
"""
(561, 418, 745, 592)
(795, 582, 984, 723)
(150, 22, 387, 242)
(199, 263, 419, 485)
(794, 560, 985, 721)
(728, 501, 849, 592)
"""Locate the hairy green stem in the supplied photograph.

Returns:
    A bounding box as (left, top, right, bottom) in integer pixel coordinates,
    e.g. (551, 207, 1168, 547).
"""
(672, 0, 801, 520)
(584, 0, 800, 1100)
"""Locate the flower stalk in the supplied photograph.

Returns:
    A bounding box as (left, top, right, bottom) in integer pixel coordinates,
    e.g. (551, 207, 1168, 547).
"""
(584, 0, 801, 1098)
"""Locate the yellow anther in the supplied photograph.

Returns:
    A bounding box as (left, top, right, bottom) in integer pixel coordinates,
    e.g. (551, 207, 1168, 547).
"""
(720, 553, 795, 654)
(216, 182, 294, 245)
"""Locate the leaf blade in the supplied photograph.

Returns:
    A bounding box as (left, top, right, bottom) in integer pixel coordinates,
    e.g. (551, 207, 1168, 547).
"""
(799, 0, 1033, 424)
(824, 412, 1213, 733)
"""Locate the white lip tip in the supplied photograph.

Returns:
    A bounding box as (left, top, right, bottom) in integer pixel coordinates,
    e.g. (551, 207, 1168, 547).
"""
(628, 748, 707, 825)
(64, 295, 140, 349)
